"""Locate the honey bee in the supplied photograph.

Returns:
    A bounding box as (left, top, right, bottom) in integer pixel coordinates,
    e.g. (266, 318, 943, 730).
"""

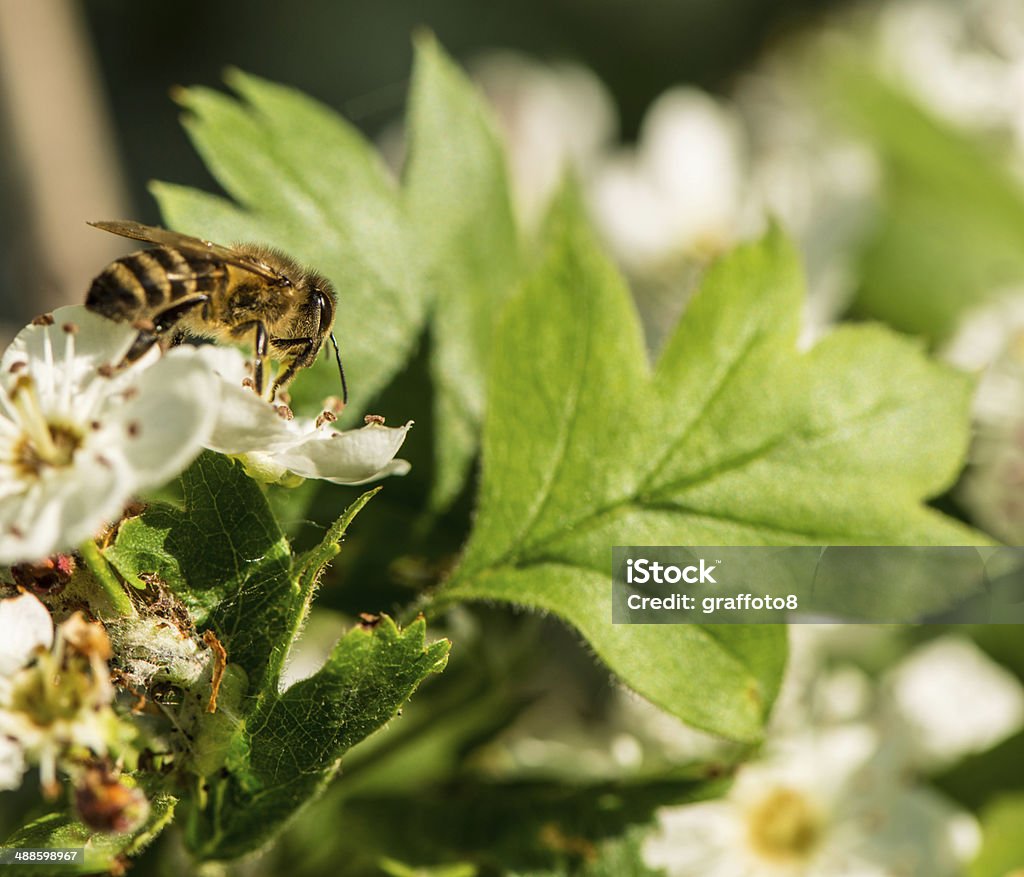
(85, 220, 347, 402)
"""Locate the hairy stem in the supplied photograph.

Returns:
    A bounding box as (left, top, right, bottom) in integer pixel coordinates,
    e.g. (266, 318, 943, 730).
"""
(79, 539, 136, 618)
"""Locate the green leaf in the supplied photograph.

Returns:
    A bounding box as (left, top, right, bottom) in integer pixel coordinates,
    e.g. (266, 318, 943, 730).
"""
(106, 451, 294, 693)
(151, 68, 426, 419)
(830, 60, 1024, 339)
(970, 793, 1024, 877)
(186, 615, 449, 861)
(3, 794, 176, 876)
(443, 193, 984, 743)
(404, 34, 523, 509)
(106, 455, 447, 859)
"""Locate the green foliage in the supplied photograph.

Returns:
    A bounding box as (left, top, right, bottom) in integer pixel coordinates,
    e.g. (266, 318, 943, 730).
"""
(107, 452, 295, 692)
(106, 453, 448, 860)
(270, 777, 721, 877)
(404, 34, 523, 509)
(186, 616, 449, 861)
(970, 794, 1024, 877)
(442, 193, 983, 742)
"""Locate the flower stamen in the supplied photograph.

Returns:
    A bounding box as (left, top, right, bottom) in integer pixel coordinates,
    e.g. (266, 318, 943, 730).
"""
(11, 376, 60, 464)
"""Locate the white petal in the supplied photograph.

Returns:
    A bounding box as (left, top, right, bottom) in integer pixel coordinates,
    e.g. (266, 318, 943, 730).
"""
(260, 421, 413, 485)
(0, 735, 27, 792)
(0, 450, 133, 564)
(887, 636, 1024, 768)
(642, 802, 740, 876)
(197, 347, 303, 454)
(104, 348, 219, 489)
(0, 592, 53, 676)
(1, 305, 139, 391)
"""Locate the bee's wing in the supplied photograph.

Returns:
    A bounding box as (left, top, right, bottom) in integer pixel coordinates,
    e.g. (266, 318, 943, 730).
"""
(88, 220, 286, 283)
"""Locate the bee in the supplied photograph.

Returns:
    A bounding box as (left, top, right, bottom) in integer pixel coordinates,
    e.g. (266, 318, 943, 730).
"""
(85, 220, 347, 402)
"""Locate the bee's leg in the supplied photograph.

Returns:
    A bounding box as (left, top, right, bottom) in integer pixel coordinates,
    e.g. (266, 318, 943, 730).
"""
(268, 338, 313, 398)
(119, 295, 210, 367)
(121, 330, 160, 365)
(231, 321, 270, 397)
(151, 295, 210, 334)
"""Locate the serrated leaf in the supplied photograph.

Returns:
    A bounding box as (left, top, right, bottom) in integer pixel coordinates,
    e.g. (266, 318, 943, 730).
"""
(404, 35, 523, 509)
(151, 69, 426, 420)
(107, 454, 382, 700)
(106, 451, 294, 693)
(3, 794, 176, 876)
(186, 615, 449, 861)
(442, 192, 985, 743)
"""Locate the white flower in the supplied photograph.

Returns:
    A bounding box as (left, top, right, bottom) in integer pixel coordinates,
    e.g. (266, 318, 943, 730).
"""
(643, 727, 979, 877)
(944, 293, 1024, 541)
(885, 636, 1024, 769)
(194, 347, 412, 486)
(0, 595, 127, 795)
(0, 306, 217, 563)
(0, 592, 52, 791)
(473, 52, 617, 229)
(588, 87, 748, 271)
(874, 0, 1024, 145)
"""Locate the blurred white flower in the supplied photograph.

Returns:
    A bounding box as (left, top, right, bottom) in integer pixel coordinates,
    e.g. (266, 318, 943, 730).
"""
(944, 293, 1024, 541)
(196, 347, 412, 486)
(589, 87, 748, 271)
(886, 635, 1024, 769)
(643, 727, 979, 877)
(735, 64, 881, 343)
(473, 52, 617, 229)
(874, 0, 1024, 150)
(0, 592, 53, 790)
(0, 306, 217, 564)
(0, 594, 128, 795)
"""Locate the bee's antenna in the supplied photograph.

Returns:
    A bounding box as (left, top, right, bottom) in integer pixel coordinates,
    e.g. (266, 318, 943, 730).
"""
(329, 332, 348, 406)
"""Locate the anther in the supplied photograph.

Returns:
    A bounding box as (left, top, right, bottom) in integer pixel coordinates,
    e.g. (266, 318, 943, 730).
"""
(8, 525, 24, 538)
(95, 455, 113, 469)
(8, 361, 26, 374)
(132, 319, 155, 332)
(126, 422, 141, 437)
(275, 405, 294, 421)
(91, 421, 102, 431)
(98, 364, 116, 378)
(364, 414, 385, 425)
(315, 410, 336, 428)
(31, 313, 55, 326)
(61, 323, 79, 335)
(323, 396, 345, 414)
(241, 378, 255, 390)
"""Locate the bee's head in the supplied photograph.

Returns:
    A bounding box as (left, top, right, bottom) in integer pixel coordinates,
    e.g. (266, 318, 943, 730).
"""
(308, 277, 347, 406)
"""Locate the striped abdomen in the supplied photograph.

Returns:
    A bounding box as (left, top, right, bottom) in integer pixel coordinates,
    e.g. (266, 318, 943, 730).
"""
(86, 247, 227, 322)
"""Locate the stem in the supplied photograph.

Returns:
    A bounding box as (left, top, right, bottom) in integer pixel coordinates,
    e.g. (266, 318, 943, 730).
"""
(79, 539, 136, 618)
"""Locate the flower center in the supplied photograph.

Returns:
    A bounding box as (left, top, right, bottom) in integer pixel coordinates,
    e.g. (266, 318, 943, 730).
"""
(13, 422, 82, 476)
(9, 376, 83, 475)
(9, 654, 94, 727)
(745, 787, 823, 863)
